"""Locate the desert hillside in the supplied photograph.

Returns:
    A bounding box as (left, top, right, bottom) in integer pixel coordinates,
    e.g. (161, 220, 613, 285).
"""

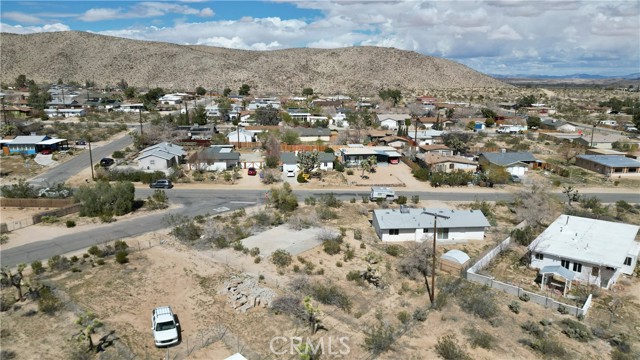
(0, 31, 509, 94)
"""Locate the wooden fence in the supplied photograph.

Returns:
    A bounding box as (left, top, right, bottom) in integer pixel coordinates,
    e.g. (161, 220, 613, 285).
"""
(0, 198, 75, 208)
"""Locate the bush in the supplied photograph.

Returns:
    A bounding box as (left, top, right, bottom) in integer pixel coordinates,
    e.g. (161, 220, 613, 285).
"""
(353, 228, 362, 240)
(465, 327, 496, 349)
(512, 226, 535, 246)
(47, 255, 71, 271)
(343, 246, 355, 261)
(435, 334, 471, 360)
(115, 250, 129, 264)
(30, 260, 45, 275)
(304, 196, 316, 206)
(319, 193, 342, 208)
(96, 259, 105, 266)
(308, 282, 351, 312)
(413, 308, 428, 322)
(170, 219, 202, 242)
(38, 286, 62, 314)
(523, 336, 567, 358)
(519, 293, 531, 302)
(509, 301, 521, 314)
(363, 321, 395, 355)
(316, 206, 338, 220)
(296, 172, 307, 183)
(557, 305, 568, 314)
(0, 179, 38, 198)
(458, 285, 497, 320)
(521, 320, 544, 338)
(385, 245, 402, 257)
(271, 249, 292, 268)
(346, 270, 363, 283)
(560, 319, 592, 342)
(65, 220, 76, 228)
(395, 196, 407, 205)
(413, 168, 429, 181)
(75, 180, 135, 217)
(346, 169, 354, 175)
(250, 247, 260, 257)
(397, 311, 410, 325)
(254, 256, 262, 264)
(333, 160, 344, 172)
(335, 261, 343, 267)
(411, 195, 419, 204)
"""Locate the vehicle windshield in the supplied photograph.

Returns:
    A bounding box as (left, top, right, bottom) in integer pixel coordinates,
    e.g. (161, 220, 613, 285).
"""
(155, 321, 176, 331)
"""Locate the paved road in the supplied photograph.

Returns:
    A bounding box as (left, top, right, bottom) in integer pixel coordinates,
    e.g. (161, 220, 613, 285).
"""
(28, 134, 134, 186)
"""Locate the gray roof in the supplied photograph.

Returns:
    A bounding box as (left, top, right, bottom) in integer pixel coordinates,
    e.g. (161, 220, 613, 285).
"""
(136, 149, 176, 161)
(318, 152, 336, 162)
(480, 152, 537, 166)
(373, 208, 490, 230)
(143, 142, 185, 156)
(541, 119, 568, 128)
(540, 265, 575, 281)
(197, 147, 240, 161)
(294, 127, 331, 137)
(576, 155, 640, 168)
(9, 135, 50, 145)
(280, 152, 297, 164)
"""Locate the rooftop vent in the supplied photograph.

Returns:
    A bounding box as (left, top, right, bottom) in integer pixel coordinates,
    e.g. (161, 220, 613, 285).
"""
(400, 205, 409, 214)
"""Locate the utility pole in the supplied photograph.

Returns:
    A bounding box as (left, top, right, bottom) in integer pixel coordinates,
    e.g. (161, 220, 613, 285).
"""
(88, 139, 95, 181)
(184, 101, 189, 124)
(421, 211, 450, 303)
(590, 124, 596, 148)
(1, 96, 6, 125)
(138, 108, 144, 149)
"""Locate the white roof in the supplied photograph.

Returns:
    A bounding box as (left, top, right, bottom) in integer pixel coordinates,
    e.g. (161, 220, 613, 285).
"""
(224, 354, 248, 360)
(136, 149, 175, 161)
(9, 135, 49, 144)
(441, 249, 470, 265)
(378, 114, 411, 121)
(38, 138, 67, 145)
(143, 142, 185, 156)
(529, 214, 640, 268)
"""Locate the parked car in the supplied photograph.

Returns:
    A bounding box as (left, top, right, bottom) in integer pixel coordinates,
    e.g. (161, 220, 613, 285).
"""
(38, 187, 71, 198)
(151, 306, 179, 347)
(75, 140, 87, 145)
(510, 174, 522, 183)
(247, 167, 257, 176)
(40, 149, 52, 155)
(149, 179, 173, 189)
(100, 158, 115, 167)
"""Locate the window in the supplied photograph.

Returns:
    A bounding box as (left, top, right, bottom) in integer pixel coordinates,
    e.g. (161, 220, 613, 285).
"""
(561, 260, 570, 269)
(624, 257, 632, 266)
(572, 262, 582, 273)
(591, 267, 599, 276)
(449, 163, 454, 169)
(150, 160, 155, 165)
(535, 253, 543, 260)
(437, 228, 449, 240)
(388, 229, 399, 235)
(423, 229, 429, 233)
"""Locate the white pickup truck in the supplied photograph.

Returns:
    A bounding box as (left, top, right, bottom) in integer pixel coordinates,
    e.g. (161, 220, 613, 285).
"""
(152, 306, 179, 347)
(370, 187, 396, 201)
(496, 125, 527, 134)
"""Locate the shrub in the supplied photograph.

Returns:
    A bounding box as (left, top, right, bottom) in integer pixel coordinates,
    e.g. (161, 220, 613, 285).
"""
(413, 308, 428, 322)
(458, 285, 497, 320)
(75, 180, 135, 217)
(296, 172, 307, 183)
(411, 195, 420, 204)
(360, 242, 366, 249)
(347, 270, 362, 282)
(465, 327, 496, 349)
(304, 196, 316, 206)
(270, 296, 305, 318)
(38, 286, 62, 314)
(435, 334, 471, 360)
(395, 196, 407, 205)
(293, 265, 300, 272)
(509, 301, 521, 314)
(385, 245, 402, 257)
(308, 282, 351, 312)
(522, 336, 567, 358)
(31, 260, 45, 275)
(47, 255, 71, 271)
(557, 305, 568, 314)
(363, 321, 395, 355)
(519, 293, 531, 302)
(323, 239, 342, 255)
(70, 256, 79, 263)
(512, 226, 535, 246)
(397, 311, 410, 325)
(413, 168, 429, 181)
(560, 319, 592, 342)
(521, 320, 544, 338)
(353, 228, 362, 240)
(346, 169, 354, 175)
(254, 256, 261, 264)
(361, 196, 369, 203)
(115, 250, 129, 264)
(319, 193, 342, 208)
(271, 249, 292, 268)
(96, 259, 105, 266)
(40, 216, 58, 224)
(170, 219, 202, 242)
(350, 198, 356, 203)
(250, 247, 260, 257)
(65, 220, 76, 228)
(335, 261, 343, 267)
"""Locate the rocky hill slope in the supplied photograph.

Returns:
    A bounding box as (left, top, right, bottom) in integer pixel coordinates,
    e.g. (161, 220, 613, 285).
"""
(0, 31, 509, 94)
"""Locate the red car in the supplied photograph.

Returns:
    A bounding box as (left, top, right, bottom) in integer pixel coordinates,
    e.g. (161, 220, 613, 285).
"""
(40, 149, 52, 155)
(247, 167, 257, 176)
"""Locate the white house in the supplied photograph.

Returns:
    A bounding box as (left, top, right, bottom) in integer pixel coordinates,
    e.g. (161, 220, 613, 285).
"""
(318, 153, 335, 171)
(408, 129, 444, 146)
(136, 142, 185, 171)
(529, 215, 640, 289)
(136, 149, 178, 172)
(158, 94, 183, 105)
(227, 129, 255, 143)
(378, 114, 410, 130)
(281, 152, 298, 178)
(116, 103, 145, 113)
(44, 108, 86, 118)
(192, 146, 240, 171)
(372, 207, 490, 242)
(478, 152, 538, 177)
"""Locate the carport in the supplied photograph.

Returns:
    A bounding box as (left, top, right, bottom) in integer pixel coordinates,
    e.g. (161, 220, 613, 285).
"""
(37, 138, 69, 152)
(540, 265, 574, 297)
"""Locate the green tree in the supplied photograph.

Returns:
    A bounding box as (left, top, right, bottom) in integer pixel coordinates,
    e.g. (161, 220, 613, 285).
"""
(192, 104, 208, 125)
(480, 108, 497, 119)
(516, 95, 536, 108)
(223, 87, 232, 97)
(485, 165, 510, 184)
(527, 116, 541, 129)
(379, 88, 402, 106)
(216, 97, 232, 121)
(302, 87, 314, 96)
(298, 151, 320, 174)
(255, 105, 280, 125)
(268, 183, 298, 212)
(123, 87, 136, 99)
(446, 108, 455, 120)
(442, 132, 474, 155)
(117, 79, 128, 90)
(75, 181, 135, 217)
(195, 86, 207, 96)
(141, 87, 164, 109)
(14, 74, 27, 88)
(239, 84, 251, 96)
(27, 83, 51, 110)
(281, 130, 301, 145)
(485, 117, 495, 127)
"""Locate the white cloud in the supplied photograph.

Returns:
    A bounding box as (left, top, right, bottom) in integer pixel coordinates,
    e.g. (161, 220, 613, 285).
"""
(2, 12, 43, 24)
(79, 2, 213, 21)
(80, 8, 123, 22)
(488, 25, 522, 40)
(199, 8, 215, 17)
(0, 22, 70, 34)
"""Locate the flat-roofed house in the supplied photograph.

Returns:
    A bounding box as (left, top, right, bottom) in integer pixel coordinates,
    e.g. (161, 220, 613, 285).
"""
(575, 155, 640, 177)
(529, 215, 640, 289)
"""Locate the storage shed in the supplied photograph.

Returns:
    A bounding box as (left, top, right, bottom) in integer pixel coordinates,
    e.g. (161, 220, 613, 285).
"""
(440, 249, 471, 274)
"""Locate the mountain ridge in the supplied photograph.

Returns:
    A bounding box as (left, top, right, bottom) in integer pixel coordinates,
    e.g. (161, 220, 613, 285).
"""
(0, 31, 509, 94)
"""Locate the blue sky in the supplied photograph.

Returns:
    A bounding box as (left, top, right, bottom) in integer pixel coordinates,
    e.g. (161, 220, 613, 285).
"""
(1, 1, 639, 77)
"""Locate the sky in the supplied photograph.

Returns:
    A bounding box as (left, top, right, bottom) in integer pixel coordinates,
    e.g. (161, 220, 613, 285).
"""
(1, 0, 639, 77)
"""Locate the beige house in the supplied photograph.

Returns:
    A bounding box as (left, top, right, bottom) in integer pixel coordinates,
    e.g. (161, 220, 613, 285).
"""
(416, 153, 477, 173)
